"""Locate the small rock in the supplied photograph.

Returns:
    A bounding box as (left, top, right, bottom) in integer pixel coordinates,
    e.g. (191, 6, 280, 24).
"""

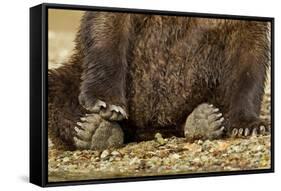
(170, 153, 180, 160)
(254, 145, 264, 151)
(109, 157, 114, 162)
(100, 150, 110, 160)
(193, 157, 200, 163)
(155, 133, 166, 145)
(91, 156, 99, 162)
(200, 155, 208, 162)
(67, 164, 78, 169)
(48, 139, 54, 148)
(111, 151, 121, 156)
(197, 140, 203, 145)
(62, 157, 70, 162)
(129, 157, 140, 165)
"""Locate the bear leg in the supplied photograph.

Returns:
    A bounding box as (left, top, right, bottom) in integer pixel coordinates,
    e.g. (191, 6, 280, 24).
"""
(78, 12, 132, 121)
(218, 63, 270, 138)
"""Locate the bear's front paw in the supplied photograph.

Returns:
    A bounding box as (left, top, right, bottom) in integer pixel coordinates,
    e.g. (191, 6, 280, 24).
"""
(184, 103, 225, 141)
(73, 113, 124, 150)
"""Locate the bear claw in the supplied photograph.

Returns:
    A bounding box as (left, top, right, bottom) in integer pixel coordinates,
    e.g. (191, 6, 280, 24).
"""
(88, 99, 127, 121)
(91, 100, 107, 112)
(244, 128, 250, 136)
(230, 124, 269, 138)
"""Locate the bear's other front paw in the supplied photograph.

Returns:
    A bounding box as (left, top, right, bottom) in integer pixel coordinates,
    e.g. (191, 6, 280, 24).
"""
(73, 113, 124, 150)
(184, 103, 225, 141)
(228, 120, 270, 138)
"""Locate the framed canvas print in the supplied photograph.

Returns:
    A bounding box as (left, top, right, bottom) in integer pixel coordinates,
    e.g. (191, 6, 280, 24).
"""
(30, 3, 274, 187)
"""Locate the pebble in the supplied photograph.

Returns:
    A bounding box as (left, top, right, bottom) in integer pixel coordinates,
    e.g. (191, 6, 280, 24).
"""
(100, 150, 110, 160)
(111, 151, 121, 156)
(155, 133, 166, 145)
(170, 153, 180, 160)
(197, 140, 203, 145)
(62, 157, 70, 163)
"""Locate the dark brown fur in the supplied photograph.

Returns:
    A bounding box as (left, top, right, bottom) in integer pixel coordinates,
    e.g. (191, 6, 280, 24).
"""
(48, 11, 270, 148)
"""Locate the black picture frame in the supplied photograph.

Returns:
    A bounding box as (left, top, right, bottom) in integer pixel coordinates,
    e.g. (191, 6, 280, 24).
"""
(30, 3, 275, 187)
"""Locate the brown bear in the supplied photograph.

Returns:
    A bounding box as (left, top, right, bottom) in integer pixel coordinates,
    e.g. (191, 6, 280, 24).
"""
(48, 11, 270, 150)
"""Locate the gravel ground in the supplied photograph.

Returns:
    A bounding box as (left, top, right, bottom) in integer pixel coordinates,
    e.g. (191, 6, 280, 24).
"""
(48, 18, 272, 182)
(48, 135, 271, 182)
